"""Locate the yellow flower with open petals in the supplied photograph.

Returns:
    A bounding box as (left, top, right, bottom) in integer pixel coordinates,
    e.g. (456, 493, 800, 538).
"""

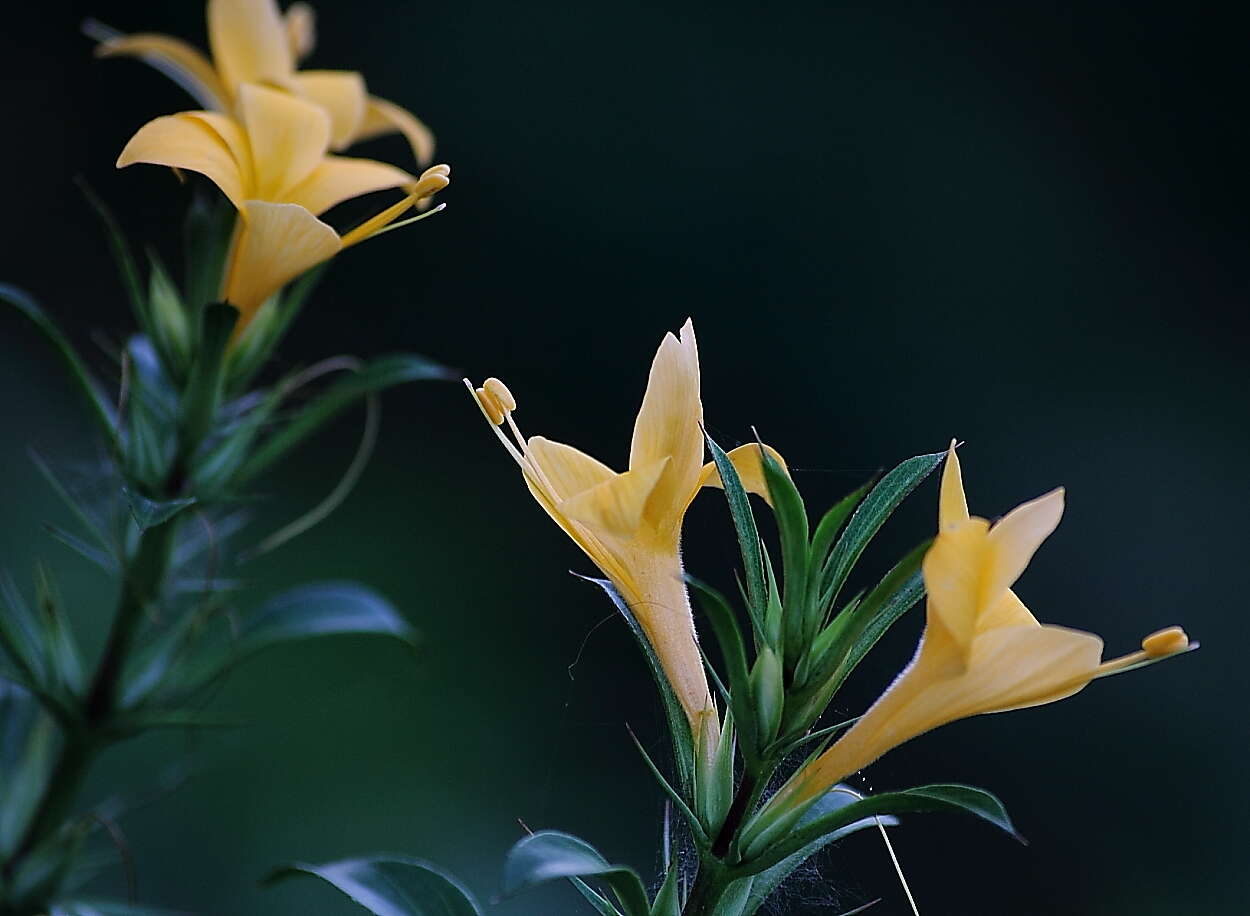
(466, 321, 784, 728)
(764, 441, 1192, 816)
(117, 83, 449, 328)
(93, 0, 434, 165)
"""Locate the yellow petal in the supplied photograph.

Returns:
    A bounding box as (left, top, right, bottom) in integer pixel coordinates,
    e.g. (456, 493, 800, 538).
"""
(207, 0, 294, 92)
(977, 587, 1041, 633)
(526, 437, 617, 501)
(284, 2, 316, 61)
(938, 439, 969, 529)
(353, 95, 436, 166)
(697, 443, 788, 507)
(921, 517, 991, 660)
(237, 83, 331, 199)
(981, 488, 1064, 611)
(182, 111, 255, 191)
(223, 200, 340, 326)
(96, 33, 230, 110)
(959, 624, 1104, 715)
(283, 155, 412, 216)
(118, 113, 247, 209)
(558, 457, 671, 537)
(629, 319, 703, 528)
(293, 70, 368, 151)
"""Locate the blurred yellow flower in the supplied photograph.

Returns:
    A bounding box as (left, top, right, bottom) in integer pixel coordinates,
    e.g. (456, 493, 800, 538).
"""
(766, 441, 1193, 814)
(466, 322, 784, 728)
(117, 83, 449, 327)
(93, 0, 434, 165)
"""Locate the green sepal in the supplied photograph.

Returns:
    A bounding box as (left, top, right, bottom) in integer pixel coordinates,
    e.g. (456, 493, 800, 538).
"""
(578, 575, 695, 793)
(233, 353, 450, 485)
(502, 831, 651, 916)
(0, 284, 119, 454)
(695, 714, 736, 834)
(740, 784, 1019, 877)
(819, 450, 944, 615)
(266, 856, 482, 916)
(704, 433, 767, 636)
(123, 488, 197, 534)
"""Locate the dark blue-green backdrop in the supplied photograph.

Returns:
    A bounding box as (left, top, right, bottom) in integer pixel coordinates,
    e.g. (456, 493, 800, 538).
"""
(2, 1, 1245, 913)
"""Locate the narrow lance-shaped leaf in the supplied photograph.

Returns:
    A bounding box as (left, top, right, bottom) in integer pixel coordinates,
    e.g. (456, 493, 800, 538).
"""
(687, 576, 759, 768)
(739, 785, 898, 915)
(739, 784, 1018, 877)
(75, 177, 145, 323)
(267, 857, 482, 916)
(235, 354, 451, 484)
(705, 432, 767, 636)
(759, 449, 809, 669)
(0, 284, 119, 452)
(819, 451, 944, 613)
(503, 831, 651, 916)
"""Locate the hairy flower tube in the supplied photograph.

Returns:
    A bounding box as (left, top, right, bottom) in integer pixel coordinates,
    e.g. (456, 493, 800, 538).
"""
(93, 0, 434, 165)
(467, 321, 784, 730)
(749, 442, 1194, 844)
(117, 82, 449, 329)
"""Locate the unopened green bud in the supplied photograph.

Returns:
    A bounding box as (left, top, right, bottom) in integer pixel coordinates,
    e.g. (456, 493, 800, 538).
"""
(750, 646, 785, 745)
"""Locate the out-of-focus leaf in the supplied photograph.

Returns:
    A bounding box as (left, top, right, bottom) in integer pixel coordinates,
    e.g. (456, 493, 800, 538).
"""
(0, 284, 119, 452)
(51, 900, 190, 916)
(819, 451, 943, 612)
(741, 784, 1018, 877)
(235, 354, 450, 484)
(503, 831, 650, 916)
(183, 190, 235, 314)
(75, 177, 145, 321)
(173, 582, 417, 698)
(0, 575, 47, 689)
(0, 683, 56, 858)
(123, 337, 178, 486)
(123, 488, 197, 533)
(178, 303, 237, 449)
(267, 857, 481, 916)
(44, 525, 118, 574)
(34, 565, 85, 699)
(225, 262, 328, 389)
(740, 785, 898, 914)
(146, 249, 192, 374)
(579, 575, 695, 793)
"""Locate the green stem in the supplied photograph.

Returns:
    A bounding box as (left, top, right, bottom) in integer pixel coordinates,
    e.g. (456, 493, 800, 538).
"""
(5, 520, 177, 869)
(681, 860, 728, 916)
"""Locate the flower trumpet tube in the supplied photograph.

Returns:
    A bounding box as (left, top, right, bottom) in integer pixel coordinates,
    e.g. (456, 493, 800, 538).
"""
(117, 83, 450, 329)
(467, 321, 784, 729)
(92, 0, 435, 164)
(746, 441, 1193, 852)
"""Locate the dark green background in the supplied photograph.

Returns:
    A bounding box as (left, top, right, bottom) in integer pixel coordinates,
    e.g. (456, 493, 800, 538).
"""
(1, 1, 1244, 913)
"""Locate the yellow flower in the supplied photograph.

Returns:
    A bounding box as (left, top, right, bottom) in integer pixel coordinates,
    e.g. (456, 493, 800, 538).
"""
(93, 0, 434, 165)
(117, 83, 449, 328)
(763, 441, 1192, 816)
(466, 321, 784, 728)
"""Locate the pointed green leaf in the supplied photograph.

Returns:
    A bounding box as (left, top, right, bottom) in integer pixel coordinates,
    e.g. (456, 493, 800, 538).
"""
(51, 900, 190, 916)
(0, 683, 56, 858)
(650, 862, 681, 916)
(123, 488, 197, 533)
(704, 433, 766, 630)
(0, 284, 119, 452)
(759, 450, 809, 667)
(235, 354, 450, 484)
(740, 784, 1018, 877)
(687, 576, 758, 766)
(820, 451, 943, 612)
(267, 857, 481, 916)
(183, 190, 236, 314)
(571, 877, 624, 915)
(740, 785, 898, 912)
(503, 832, 650, 916)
